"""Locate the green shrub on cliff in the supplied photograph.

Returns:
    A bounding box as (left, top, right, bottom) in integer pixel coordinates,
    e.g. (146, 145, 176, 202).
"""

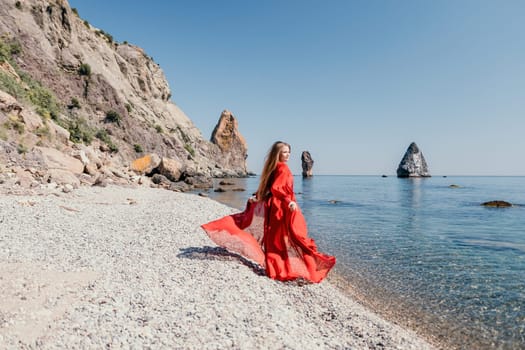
(17, 143, 27, 154)
(96, 129, 119, 153)
(176, 126, 190, 143)
(0, 36, 64, 124)
(3, 119, 25, 134)
(0, 36, 21, 64)
(78, 63, 91, 76)
(0, 71, 25, 98)
(95, 129, 111, 144)
(105, 110, 121, 125)
(69, 97, 81, 109)
(25, 82, 61, 120)
(35, 124, 50, 138)
(69, 117, 95, 144)
(95, 30, 113, 44)
(0, 74, 62, 126)
(184, 144, 195, 157)
(0, 38, 62, 121)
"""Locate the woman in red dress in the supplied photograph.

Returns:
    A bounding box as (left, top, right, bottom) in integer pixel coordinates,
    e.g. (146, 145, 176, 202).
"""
(201, 141, 335, 283)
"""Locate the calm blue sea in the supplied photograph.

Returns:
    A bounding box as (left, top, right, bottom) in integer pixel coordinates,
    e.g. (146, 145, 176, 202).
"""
(207, 175, 525, 349)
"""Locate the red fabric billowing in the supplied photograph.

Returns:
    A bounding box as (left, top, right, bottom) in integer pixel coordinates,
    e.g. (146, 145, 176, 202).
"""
(201, 162, 336, 283)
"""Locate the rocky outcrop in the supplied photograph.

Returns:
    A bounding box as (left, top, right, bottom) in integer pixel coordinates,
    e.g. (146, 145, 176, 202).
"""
(210, 110, 248, 176)
(0, 90, 22, 115)
(301, 151, 314, 178)
(37, 146, 84, 174)
(481, 200, 512, 208)
(158, 157, 185, 182)
(396, 142, 431, 178)
(0, 0, 249, 194)
(130, 154, 162, 175)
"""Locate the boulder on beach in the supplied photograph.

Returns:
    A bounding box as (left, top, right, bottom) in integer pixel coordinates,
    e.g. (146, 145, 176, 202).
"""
(131, 154, 161, 175)
(396, 142, 431, 178)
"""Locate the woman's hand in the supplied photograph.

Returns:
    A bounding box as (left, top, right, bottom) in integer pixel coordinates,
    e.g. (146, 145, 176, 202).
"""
(288, 201, 297, 211)
(248, 195, 258, 203)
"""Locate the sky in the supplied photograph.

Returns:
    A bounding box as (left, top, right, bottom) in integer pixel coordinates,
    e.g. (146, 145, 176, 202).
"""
(68, 0, 525, 176)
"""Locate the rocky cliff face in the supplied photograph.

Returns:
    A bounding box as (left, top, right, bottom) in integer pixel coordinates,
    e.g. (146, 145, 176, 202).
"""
(210, 110, 247, 176)
(396, 142, 431, 178)
(0, 0, 247, 193)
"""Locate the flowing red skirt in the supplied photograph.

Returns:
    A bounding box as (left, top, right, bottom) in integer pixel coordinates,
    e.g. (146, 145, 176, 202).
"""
(201, 200, 335, 283)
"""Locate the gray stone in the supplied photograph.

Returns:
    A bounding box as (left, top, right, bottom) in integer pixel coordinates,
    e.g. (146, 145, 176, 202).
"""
(396, 142, 431, 178)
(37, 147, 84, 174)
(301, 151, 314, 178)
(159, 157, 185, 182)
(46, 169, 80, 187)
(151, 173, 170, 186)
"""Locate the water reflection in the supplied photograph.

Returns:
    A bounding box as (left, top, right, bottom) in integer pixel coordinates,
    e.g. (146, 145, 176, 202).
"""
(299, 176, 314, 217)
(205, 177, 258, 210)
(398, 177, 424, 208)
(396, 177, 428, 233)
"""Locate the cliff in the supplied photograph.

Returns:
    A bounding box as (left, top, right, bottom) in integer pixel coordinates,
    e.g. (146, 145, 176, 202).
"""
(0, 0, 247, 193)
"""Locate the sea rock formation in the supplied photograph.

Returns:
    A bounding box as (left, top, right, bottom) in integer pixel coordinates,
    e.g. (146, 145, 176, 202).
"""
(0, 0, 248, 194)
(481, 200, 512, 208)
(210, 110, 248, 176)
(396, 142, 431, 178)
(301, 151, 314, 177)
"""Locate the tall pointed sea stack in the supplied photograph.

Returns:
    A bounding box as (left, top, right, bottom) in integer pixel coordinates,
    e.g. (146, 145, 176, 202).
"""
(210, 110, 248, 176)
(396, 142, 431, 178)
(301, 151, 314, 177)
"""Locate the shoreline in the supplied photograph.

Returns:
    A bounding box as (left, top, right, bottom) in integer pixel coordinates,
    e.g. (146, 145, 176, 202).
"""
(325, 270, 452, 350)
(0, 184, 436, 349)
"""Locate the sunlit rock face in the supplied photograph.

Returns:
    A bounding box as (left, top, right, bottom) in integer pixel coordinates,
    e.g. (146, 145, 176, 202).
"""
(397, 142, 431, 178)
(210, 110, 248, 176)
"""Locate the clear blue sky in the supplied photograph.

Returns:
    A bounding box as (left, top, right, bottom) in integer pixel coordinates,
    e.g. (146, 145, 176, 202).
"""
(69, 0, 525, 176)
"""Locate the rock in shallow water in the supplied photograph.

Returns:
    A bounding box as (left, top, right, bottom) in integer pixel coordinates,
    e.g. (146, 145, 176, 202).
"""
(301, 151, 314, 178)
(481, 200, 512, 208)
(396, 142, 431, 178)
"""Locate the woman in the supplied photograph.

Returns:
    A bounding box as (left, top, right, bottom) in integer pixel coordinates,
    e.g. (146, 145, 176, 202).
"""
(201, 141, 335, 283)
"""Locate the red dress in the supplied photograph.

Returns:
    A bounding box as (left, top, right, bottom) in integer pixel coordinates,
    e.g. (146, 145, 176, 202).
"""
(201, 162, 336, 283)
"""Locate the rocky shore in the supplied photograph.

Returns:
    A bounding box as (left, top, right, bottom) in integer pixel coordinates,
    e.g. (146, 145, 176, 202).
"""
(0, 185, 435, 349)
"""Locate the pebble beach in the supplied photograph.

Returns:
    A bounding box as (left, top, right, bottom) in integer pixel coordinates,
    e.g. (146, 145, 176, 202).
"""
(0, 185, 436, 349)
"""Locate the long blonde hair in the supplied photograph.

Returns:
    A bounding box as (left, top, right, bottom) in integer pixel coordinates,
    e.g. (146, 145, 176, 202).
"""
(256, 141, 291, 201)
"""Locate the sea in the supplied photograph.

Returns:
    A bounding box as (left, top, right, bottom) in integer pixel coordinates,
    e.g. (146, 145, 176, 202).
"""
(204, 175, 525, 350)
